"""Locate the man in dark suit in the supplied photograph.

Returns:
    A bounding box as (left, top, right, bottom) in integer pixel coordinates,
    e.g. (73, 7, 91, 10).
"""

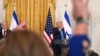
(51, 21, 68, 56)
(0, 22, 11, 41)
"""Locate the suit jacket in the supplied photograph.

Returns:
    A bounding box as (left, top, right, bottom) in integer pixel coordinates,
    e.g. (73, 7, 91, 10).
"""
(51, 27, 66, 44)
(0, 29, 11, 39)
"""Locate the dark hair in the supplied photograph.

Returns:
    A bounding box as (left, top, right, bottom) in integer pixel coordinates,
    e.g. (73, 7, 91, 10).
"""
(76, 17, 84, 23)
(75, 17, 89, 24)
(0, 30, 51, 56)
(89, 51, 99, 56)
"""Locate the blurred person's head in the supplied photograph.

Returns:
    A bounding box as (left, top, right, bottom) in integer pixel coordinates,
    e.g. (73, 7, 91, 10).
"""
(0, 30, 51, 56)
(56, 21, 63, 29)
(1, 22, 7, 29)
(72, 0, 89, 5)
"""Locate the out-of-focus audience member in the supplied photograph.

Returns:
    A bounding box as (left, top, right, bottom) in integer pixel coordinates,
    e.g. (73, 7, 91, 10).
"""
(0, 30, 51, 56)
(68, 0, 97, 56)
(0, 22, 11, 43)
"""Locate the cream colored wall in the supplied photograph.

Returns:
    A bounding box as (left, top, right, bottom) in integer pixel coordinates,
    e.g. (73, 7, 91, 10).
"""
(91, 0, 100, 55)
(0, 0, 5, 23)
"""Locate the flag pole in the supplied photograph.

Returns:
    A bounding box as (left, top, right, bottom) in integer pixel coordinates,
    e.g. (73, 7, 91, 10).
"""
(48, 3, 51, 13)
(13, 3, 16, 10)
(9, 2, 19, 31)
(64, 4, 67, 11)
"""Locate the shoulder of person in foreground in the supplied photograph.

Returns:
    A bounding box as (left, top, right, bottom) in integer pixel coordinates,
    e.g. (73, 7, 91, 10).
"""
(87, 50, 99, 56)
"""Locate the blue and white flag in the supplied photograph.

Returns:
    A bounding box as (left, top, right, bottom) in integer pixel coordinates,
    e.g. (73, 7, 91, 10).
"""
(63, 11, 72, 39)
(10, 8, 18, 31)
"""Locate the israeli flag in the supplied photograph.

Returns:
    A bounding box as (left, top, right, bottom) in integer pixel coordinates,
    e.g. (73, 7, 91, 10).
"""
(63, 11, 72, 39)
(10, 8, 18, 31)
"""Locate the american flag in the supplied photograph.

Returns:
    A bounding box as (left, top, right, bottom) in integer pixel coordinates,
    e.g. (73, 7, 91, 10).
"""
(43, 8, 53, 44)
(43, 8, 53, 55)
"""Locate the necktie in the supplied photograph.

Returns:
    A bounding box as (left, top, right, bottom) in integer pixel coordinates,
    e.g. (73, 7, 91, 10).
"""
(60, 29, 64, 40)
(3, 30, 6, 38)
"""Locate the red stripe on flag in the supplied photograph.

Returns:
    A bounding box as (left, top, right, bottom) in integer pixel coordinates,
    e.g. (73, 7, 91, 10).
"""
(44, 31, 52, 43)
(43, 34, 50, 44)
(50, 34, 53, 40)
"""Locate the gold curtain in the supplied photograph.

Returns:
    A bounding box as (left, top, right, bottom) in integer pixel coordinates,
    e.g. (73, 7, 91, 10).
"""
(4, 0, 55, 35)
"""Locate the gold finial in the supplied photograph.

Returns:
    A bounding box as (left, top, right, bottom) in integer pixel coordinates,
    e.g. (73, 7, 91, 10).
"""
(12, 3, 16, 10)
(64, 4, 67, 8)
